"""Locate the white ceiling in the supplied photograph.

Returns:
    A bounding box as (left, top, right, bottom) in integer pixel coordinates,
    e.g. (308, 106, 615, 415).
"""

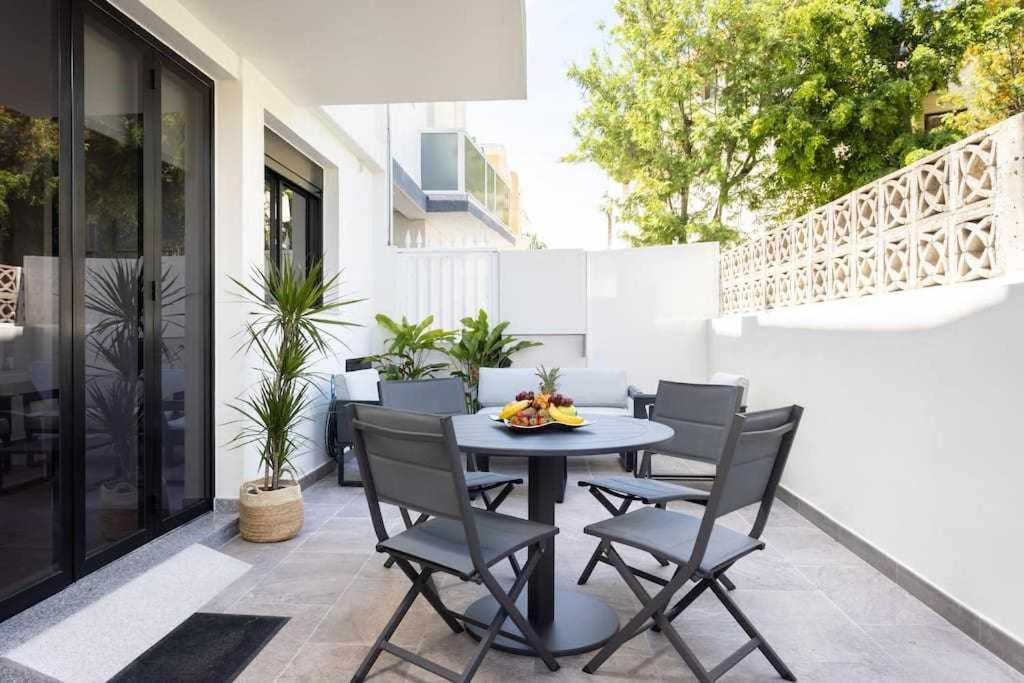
(178, 0, 527, 105)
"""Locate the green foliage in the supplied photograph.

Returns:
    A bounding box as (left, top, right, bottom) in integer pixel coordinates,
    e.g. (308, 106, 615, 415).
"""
(370, 314, 456, 381)
(0, 105, 59, 238)
(761, 0, 968, 216)
(535, 365, 561, 395)
(230, 260, 363, 490)
(942, 0, 1024, 135)
(566, 0, 786, 245)
(447, 310, 542, 412)
(567, 0, 978, 234)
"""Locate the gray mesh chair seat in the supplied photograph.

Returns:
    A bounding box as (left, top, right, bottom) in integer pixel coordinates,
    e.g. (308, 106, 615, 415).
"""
(581, 405, 804, 683)
(349, 404, 560, 681)
(584, 507, 763, 576)
(580, 475, 709, 506)
(464, 470, 523, 492)
(380, 509, 556, 580)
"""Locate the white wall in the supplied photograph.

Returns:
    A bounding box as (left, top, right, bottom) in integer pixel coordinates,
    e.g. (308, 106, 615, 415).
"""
(708, 275, 1024, 644)
(589, 244, 718, 391)
(117, 0, 389, 499)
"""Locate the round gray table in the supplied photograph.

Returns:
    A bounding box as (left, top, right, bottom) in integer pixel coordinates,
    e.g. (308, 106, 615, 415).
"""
(451, 414, 674, 657)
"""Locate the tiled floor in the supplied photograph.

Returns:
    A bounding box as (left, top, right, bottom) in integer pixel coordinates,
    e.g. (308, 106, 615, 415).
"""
(208, 457, 1023, 682)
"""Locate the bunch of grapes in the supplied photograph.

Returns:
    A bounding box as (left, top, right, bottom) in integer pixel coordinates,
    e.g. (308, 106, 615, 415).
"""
(515, 390, 536, 401)
(550, 394, 574, 407)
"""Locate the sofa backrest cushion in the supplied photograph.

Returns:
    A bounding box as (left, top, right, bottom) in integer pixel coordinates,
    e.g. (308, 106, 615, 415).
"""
(477, 368, 535, 407)
(333, 368, 381, 401)
(477, 367, 628, 408)
(560, 368, 628, 407)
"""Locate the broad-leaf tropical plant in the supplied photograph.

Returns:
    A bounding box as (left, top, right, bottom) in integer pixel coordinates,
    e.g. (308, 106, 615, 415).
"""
(230, 259, 363, 491)
(447, 309, 542, 413)
(369, 313, 456, 381)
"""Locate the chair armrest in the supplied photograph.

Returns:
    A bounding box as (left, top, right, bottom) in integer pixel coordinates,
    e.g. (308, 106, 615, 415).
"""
(629, 389, 656, 420)
(327, 398, 380, 454)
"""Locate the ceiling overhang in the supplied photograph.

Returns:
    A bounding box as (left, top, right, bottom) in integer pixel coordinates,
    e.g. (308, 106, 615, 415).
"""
(177, 0, 527, 105)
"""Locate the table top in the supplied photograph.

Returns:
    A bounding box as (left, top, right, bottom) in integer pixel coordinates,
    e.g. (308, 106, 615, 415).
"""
(451, 414, 673, 457)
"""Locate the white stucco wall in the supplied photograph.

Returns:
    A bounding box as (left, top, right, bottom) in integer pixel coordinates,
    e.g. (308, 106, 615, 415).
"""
(708, 274, 1024, 644)
(114, 0, 390, 500)
(589, 244, 718, 391)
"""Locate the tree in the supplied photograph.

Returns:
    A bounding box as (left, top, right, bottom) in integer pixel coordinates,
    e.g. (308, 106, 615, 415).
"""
(762, 0, 969, 216)
(567, 0, 973, 241)
(566, 0, 786, 246)
(942, 0, 1024, 135)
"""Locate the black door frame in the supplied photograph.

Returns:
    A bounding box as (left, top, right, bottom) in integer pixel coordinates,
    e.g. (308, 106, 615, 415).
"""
(0, 0, 214, 622)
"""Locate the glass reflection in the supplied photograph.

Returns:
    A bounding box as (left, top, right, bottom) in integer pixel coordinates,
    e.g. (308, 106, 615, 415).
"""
(0, 0, 63, 602)
(82, 18, 145, 554)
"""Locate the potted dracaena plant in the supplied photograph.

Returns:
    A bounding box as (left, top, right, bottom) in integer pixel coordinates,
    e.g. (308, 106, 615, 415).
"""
(230, 259, 362, 542)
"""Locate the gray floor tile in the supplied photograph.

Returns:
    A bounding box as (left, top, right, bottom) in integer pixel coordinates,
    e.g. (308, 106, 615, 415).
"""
(797, 564, 953, 628)
(864, 624, 1022, 682)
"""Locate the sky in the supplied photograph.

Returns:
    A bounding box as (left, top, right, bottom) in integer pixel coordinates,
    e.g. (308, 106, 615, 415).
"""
(465, 0, 623, 250)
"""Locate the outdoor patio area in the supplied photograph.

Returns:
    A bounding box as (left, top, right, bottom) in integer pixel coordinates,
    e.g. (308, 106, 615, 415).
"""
(205, 464, 1019, 683)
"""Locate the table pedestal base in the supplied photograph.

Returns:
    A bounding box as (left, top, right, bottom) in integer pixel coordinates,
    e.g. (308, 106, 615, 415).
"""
(464, 589, 619, 657)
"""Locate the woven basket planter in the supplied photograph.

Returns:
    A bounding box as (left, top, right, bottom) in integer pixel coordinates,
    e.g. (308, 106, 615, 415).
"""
(239, 478, 304, 543)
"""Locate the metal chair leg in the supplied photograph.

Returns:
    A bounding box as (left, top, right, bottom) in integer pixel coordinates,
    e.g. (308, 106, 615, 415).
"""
(709, 579, 796, 681)
(577, 539, 609, 585)
(352, 569, 432, 682)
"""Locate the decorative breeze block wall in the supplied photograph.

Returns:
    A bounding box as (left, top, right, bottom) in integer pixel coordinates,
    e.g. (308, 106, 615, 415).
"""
(719, 115, 1024, 315)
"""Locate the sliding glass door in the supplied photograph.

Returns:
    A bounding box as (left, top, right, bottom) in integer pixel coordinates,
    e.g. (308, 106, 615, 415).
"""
(0, 0, 68, 616)
(78, 0, 212, 571)
(0, 0, 212, 620)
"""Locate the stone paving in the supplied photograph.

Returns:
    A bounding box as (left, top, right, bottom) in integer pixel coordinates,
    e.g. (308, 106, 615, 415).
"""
(207, 457, 1023, 682)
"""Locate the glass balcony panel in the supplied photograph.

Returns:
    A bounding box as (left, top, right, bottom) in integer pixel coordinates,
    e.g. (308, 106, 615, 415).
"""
(464, 141, 487, 207)
(495, 175, 511, 226)
(421, 132, 459, 191)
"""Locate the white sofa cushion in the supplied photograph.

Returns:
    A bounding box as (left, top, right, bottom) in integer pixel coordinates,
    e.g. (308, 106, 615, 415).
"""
(333, 368, 380, 401)
(558, 368, 628, 408)
(477, 368, 536, 407)
(477, 367, 628, 408)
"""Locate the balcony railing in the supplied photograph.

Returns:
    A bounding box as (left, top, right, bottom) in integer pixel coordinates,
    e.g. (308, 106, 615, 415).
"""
(421, 130, 511, 226)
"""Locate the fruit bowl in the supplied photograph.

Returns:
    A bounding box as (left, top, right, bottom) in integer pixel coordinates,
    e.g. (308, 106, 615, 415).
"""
(489, 414, 593, 431)
(494, 385, 588, 430)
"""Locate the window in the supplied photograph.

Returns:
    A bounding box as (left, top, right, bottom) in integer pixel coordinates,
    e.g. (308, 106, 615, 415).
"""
(264, 170, 322, 278)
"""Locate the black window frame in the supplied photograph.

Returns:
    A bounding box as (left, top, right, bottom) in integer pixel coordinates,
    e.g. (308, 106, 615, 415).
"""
(264, 167, 323, 277)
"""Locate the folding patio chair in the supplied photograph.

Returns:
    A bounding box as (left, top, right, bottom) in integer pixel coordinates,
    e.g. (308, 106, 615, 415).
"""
(380, 378, 522, 515)
(348, 404, 560, 682)
(576, 381, 742, 587)
(580, 405, 804, 683)
(379, 378, 524, 574)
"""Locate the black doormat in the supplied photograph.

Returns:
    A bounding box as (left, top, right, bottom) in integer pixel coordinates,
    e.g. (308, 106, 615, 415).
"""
(109, 612, 289, 682)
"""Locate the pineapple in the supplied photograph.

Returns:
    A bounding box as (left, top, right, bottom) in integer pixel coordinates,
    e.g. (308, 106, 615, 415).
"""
(535, 365, 561, 396)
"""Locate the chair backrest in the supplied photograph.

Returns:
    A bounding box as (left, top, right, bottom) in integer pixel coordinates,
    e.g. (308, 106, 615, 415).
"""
(708, 405, 803, 527)
(332, 368, 380, 401)
(349, 404, 478, 534)
(380, 377, 467, 416)
(707, 372, 749, 407)
(650, 381, 743, 464)
(683, 404, 803, 572)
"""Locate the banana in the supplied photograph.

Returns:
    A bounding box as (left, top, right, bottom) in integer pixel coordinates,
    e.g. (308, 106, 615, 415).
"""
(549, 403, 584, 425)
(499, 400, 531, 420)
